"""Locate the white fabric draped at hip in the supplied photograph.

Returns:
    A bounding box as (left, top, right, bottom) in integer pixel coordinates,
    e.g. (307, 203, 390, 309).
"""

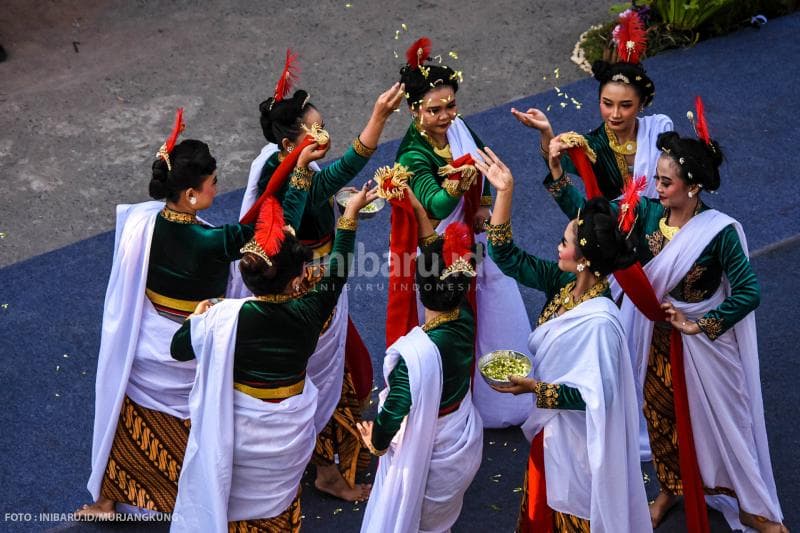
(521, 296, 651, 532)
(618, 209, 783, 529)
(436, 117, 533, 428)
(172, 299, 318, 532)
(88, 201, 195, 500)
(360, 327, 443, 533)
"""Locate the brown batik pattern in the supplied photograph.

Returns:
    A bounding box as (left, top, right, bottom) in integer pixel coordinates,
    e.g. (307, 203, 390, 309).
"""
(100, 395, 191, 512)
(228, 489, 302, 533)
(312, 367, 371, 486)
(643, 326, 737, 497)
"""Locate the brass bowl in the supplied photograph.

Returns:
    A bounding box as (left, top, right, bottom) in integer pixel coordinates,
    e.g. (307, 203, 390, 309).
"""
(335, 190, 385, 219)
(478, 350, 532, 387)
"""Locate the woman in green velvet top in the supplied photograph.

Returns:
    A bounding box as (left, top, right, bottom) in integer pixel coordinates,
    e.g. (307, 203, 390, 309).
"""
(357, 187, 483, 532)
(392, 38, 534, 430)
(79, 138, 258, 520)
(246, 81, 405, 501)
(544, 130, 786, 531)
(511, 11, 671, 201)
(170, 185, 376, 532)
(476, 147, 648, 531)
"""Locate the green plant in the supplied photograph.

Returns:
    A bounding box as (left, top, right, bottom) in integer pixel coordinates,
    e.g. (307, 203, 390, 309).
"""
(650, 0, 736, 30)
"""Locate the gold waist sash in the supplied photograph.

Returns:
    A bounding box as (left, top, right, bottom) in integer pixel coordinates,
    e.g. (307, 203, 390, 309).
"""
(233, 379, 305, 400)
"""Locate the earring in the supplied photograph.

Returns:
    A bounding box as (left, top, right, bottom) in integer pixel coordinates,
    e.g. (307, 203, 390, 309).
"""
(688, 191, 694, 198)
(286, 145, 294, 153)
(576, 262, 586, 273)
(189, 197, 197, 205)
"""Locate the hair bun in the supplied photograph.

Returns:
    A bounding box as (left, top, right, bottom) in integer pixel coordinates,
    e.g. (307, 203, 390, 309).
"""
(149, 158, 170, 200)
(591, 60, 612, 82)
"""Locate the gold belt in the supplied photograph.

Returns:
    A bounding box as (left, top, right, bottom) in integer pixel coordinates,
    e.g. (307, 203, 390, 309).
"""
(145, 288, 204, 313)
(233, 379, 305, 400)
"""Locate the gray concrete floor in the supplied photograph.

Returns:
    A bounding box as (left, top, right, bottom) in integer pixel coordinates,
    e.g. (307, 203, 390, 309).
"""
(0, 0, 616, 267)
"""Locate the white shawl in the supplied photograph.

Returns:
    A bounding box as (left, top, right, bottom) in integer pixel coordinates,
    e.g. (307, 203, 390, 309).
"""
(433, 117, 534, 428)
(521, 297, 651, 532)
(172, 299, 318, 532)
(634, 114, 673, 198)
(619, 209, 783, 529)
(360, 327, 443, 533)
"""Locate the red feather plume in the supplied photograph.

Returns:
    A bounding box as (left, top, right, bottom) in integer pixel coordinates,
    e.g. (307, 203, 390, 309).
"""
(273, 49, 300, 103)
(164, 108, 185, 154)
(694, 95, 711, 145)
(442, 221, 473, 268)
(406, 37, 432, 70)
(615, 10, 647, 64)
(254, 196, 287, 258)
(618, 175, 647, 234)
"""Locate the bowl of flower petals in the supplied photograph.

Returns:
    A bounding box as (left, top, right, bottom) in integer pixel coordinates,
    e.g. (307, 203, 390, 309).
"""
(335, 190, 385, 219)
(478, 350, 532, 387)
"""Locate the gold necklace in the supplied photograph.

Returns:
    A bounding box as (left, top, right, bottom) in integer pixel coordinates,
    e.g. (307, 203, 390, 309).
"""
(161, 206, 198, 224)
(658, 217, 680, 241)
(605, 122, 637, 156)
(557, 278, 610, 311)
(422, 308, 460, 332)
(254, 293, 299, 304)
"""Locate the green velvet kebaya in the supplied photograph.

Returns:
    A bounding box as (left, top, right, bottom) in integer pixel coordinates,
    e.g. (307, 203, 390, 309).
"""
(371, 305, 475, 452)
(543, 174, 760, 339)
(146, 208, 254, 301)
(170, 227, 356, 387)
(396, 122, 492, 221)
(256, 142, 371, 245)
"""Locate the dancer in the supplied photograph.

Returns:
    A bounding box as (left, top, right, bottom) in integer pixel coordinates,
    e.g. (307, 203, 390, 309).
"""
(393, 36, 533, 428)
(515, 10, 671, 200)
(238, 50, 405, 501)
(358, 186, 482, 533)
(171, 184, 376, 532)
(78, 110, 256, 519)
(479, 147, 650, 532)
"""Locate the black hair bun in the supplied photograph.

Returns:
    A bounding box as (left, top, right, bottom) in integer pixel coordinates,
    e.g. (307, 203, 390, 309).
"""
(656, 131, 723, 191)
(577, 198, 638, 276)
(259, 90, 312, 145)
(591, 60, 613, 82)
(400, 64, 459, 107)
(149, 158, 170, 200)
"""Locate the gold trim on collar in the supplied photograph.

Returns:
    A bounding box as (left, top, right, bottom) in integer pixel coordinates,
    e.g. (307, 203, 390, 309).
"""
(160, 207, 198, 224)
(422, 308, 460, 332)
(658, 217, 680, 241)
(254, 293, 300, 304)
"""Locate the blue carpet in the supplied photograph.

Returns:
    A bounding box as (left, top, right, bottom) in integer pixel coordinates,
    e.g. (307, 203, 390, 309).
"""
(1, 12, 799, 532)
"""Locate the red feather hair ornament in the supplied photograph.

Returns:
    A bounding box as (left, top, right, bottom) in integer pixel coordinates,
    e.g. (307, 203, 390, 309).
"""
(617, 175, 647, 234)
(442, 221, 473, 268)
(406, 37, 432, 70)
(254, 196, 287, 258)
(694, 95, 711, 146)
(273, 49, 300, 103)
(164, 108, 185, 154)
(615, 10, 647, 64)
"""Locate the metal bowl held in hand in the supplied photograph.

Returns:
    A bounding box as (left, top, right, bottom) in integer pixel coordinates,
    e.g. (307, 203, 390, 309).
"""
(335, 190, 385, 219)
(478, 350, 532, 387)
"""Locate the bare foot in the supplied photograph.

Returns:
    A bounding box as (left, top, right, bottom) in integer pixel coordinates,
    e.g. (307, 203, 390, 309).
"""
(649, 491, 680, 529)
(74, 498, 115, 520)
(739, 510, 789, 533)
(314, 464, 372, 502)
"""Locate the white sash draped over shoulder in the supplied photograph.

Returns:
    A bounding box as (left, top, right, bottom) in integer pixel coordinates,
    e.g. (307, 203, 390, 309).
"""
(172, 299, 318, 532)
(361, 326, 482, 533)
(521, 297, 651, 533)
